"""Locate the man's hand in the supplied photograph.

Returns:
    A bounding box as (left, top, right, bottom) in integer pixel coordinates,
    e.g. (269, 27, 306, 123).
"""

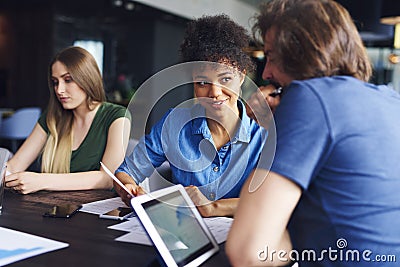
(246, 84, 281, 128)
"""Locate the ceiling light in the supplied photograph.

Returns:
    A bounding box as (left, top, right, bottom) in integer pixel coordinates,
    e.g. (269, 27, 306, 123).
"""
(125, 2, 135, 11)
(113, 0, 123, 7)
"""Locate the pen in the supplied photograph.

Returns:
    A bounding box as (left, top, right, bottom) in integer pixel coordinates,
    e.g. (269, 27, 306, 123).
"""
(268, 86, 283, 97)
(100, 162, 135, 198)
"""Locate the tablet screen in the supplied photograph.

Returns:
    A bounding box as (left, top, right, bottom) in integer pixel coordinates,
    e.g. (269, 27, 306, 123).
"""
(143, 191, 214, 266)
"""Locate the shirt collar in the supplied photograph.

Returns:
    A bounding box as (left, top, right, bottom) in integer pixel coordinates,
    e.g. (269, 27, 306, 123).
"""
(190, 100, 252, 143)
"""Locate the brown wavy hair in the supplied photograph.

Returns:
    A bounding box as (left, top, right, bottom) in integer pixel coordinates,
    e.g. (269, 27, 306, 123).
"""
(253, 0, 372, 82)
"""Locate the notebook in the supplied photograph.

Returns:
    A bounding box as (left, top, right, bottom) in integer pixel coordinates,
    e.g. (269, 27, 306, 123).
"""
(130, 184, 219, 267)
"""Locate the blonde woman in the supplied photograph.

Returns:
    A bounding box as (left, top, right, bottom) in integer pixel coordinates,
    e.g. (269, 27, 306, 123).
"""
(5, 46, 131, 194)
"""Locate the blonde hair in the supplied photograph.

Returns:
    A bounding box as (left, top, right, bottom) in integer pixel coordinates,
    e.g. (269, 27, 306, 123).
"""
(42, 46, 105, 173)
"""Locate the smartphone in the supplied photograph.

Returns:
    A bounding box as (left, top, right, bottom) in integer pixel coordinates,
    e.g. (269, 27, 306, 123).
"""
(99, 207, 136, 220)
(43, 204, 82, 218)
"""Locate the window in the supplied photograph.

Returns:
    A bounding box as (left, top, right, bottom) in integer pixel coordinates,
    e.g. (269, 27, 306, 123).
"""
(73, 40, 104, 74)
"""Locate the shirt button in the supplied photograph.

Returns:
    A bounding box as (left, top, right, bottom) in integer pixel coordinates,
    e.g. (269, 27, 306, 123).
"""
(223, 145, 229, 150)
(209, 193, 215, 200)
(213, 166, 219, 172)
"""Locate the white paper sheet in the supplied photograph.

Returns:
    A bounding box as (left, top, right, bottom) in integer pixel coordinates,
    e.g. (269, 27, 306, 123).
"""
(0, 227, 68, 266)
(109, 216, 233, 245)
(203, 217, 234, 244)
(114, 217, 153, 245)
(80, 197, 128, 215)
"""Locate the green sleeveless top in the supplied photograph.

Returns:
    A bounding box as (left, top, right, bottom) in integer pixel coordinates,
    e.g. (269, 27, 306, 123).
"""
(38, 102, 131, 173)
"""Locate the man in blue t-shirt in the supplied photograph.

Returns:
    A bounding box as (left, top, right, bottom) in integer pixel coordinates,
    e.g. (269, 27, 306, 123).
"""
(272, 76, 400, 266)
(226, 1, 400, 266)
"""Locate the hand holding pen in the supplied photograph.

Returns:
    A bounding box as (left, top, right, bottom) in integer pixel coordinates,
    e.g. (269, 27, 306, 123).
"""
(100, 162, 146, 206)
(268, 86, 283, 98)
(246, 84, 282, 128)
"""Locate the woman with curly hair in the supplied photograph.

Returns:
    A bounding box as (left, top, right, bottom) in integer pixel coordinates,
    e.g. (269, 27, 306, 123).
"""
(5, 46, 131, 194)
(114, 14, 268, 217)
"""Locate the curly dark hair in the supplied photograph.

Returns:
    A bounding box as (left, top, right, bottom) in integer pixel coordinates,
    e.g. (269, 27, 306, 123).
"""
(180, 14, 255, 73)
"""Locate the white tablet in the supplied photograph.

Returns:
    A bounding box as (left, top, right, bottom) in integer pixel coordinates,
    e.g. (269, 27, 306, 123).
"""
(130, 184, 219, 267)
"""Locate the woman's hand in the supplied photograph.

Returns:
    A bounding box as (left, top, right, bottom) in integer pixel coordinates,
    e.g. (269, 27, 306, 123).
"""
(185, 185, 215, 217)
(246, 84, 281, 128)
(5, 172, 44, 194)
(113, 180, 146, 207)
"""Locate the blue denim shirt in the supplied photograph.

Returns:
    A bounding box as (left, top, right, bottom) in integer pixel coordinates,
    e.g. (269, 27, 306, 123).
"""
(116, 101, 268, 200)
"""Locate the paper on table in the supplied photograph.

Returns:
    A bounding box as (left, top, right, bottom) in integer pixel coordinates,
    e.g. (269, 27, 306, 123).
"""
(110, 216, 233, 245)
(108, 216, 144, 232)
(0, 227, 68, 266)
(80, 197, 128, 215)
(113, 217, 153, 245)
(203, 217, 234, 244)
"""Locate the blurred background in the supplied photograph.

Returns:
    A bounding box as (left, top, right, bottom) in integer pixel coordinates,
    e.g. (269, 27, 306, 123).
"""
(0, 0, 399, 148)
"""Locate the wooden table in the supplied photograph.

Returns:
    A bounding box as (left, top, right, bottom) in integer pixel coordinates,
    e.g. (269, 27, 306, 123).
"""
(0, 189, 230, 266)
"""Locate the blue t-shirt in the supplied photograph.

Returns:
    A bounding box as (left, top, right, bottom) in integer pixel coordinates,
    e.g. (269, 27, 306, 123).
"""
(265, 76, 400, 266)
(116, 101, 267, 200)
